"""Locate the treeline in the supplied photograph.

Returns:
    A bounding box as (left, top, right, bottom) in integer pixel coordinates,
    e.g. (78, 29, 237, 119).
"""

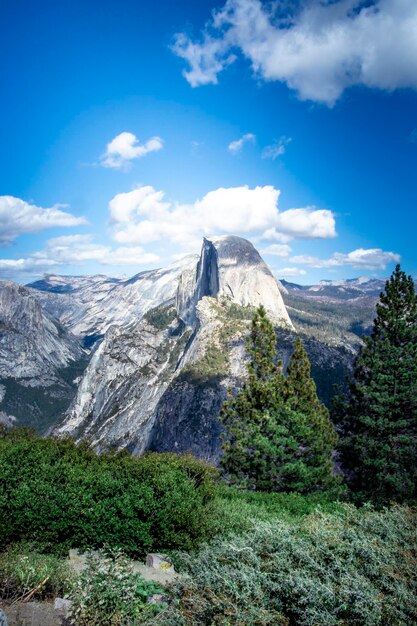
(221, 264, 417, 504)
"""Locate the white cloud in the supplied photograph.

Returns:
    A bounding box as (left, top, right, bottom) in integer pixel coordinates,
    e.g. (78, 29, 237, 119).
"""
(275, 267, 307, 278)
(262, 136, 291, 160)
(109, 184, 337, 248)
(266, 208, 337, 240)
(0, 196, 87, 245)
(0, 235, 159, 277)
(173, 0, 417, 105)
(228, 132, 256, 153)
(172, 32, 236, 87)
(100, 132, 164, 169)
(291, 248, 400, 270)
(261, 244, 292, 257)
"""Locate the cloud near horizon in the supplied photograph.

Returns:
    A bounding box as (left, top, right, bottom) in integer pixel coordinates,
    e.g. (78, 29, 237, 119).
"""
(100, 132, 164, 169)
(0, 235, 159, 277)
(173, 0, 417, 105)
(291, 248, 400, 270)
(109, 184, 337, 248)
(0, 196, 87, 245)
(274, 267, 307, 278)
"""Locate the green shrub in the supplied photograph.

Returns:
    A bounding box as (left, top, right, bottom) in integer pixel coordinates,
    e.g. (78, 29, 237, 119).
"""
(0, 543, 72, 602)
(144, 305, 177, 330)
(68, 549, 164, 626)
(211, 485, 344, 535)
(156, 504, 417, 626)
(0, 429, 218, 556)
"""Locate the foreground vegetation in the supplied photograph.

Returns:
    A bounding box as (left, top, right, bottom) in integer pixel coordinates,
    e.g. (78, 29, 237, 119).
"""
(1, 481, 415, 625)
(159, 504, 417, 626)
(1, 266, 416, 623)
(0, 429, 217, 556)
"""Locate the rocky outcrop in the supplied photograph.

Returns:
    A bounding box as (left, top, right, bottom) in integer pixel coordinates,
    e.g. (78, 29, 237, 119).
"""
(53, 236, 292, 459)
(29, 256, 199, 339)
(0, 281, 87, 431)
(177, 236, 292, 328)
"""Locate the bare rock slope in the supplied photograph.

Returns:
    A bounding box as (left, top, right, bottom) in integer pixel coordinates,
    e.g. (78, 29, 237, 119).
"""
(54, 236, 293, 460)
(0, 281, 86, 430)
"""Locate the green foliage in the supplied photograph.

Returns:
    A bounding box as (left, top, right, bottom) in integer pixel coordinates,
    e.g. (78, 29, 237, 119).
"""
(155, 504, 417, 626)
(0, 429, 218, 556)
(211, 486, 344, 536)
(144, 305, 177, 330)
(284, 337, 338, 489)
(334, 265, 417, 503)
(68, 549, 164, 626)
(282, 290, 375, 349)
(179, 342, 229, 384)
(0, 543, 72, 602)
(220, 306, 338, 492)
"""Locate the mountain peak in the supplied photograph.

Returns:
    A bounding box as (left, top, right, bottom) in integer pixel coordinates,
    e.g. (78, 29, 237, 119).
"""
(178, 235, 293, 328)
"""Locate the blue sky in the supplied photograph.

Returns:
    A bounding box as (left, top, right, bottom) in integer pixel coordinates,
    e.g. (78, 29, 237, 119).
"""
(0, 0, 416, 284)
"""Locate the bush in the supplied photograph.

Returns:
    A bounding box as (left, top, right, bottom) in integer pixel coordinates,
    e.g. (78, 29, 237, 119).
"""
(0, 543, 72, 602)
(144, 305, 177, 330)
(156, 504, 417, 626)
(68, 549, 164, 626)
(211, 485, 344, 535)
(0, 429, 218, 556)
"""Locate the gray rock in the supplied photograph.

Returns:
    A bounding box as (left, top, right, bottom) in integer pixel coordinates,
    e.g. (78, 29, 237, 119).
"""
(145, 553, 174, 572)
(0, 281, 84, 380)
(1, 602, 60, 626)
(53, 598, 72, 616)
(53, 236, 293, 460)
(147, 593, 168, 605)
(0, 607, 8, 626)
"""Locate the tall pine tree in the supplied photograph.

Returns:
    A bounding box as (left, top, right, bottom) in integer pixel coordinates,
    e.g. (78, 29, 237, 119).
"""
(334, 265, 417, 503)
(285, 338, 338, 489)
(220, 306, 338, 492)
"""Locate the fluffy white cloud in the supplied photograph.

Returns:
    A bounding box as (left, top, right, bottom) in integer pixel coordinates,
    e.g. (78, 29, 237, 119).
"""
(109, 184, 337, 247)
(261, 244, 292, 257)
(173, 0, 417, 105)
(262, 136, 291, 160)
(267, 208, 337, 240)
(275, 267, 307, 278)
(291, 248, 400, 270)
(228, 132, 256, 153)
(172, 32, 236, 86)
(100, 132, 164, 169)
(0, 235, 159, 276)
(0, 196, 87, 245)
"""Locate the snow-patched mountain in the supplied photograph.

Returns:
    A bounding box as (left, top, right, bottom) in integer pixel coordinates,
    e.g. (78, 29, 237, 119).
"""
(53, 236, 293, 459)
(0, 281, 86, 430)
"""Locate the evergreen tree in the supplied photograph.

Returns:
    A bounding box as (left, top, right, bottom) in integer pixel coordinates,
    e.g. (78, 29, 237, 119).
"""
(285, 337, 338, 487)
(334, 265, 417, 503)
(220, 306, 338, 492)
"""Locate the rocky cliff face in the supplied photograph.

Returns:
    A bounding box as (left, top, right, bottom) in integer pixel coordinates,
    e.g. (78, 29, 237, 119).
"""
(0, 281, 87, 431)
(53, 236, 292, 460)
(177, 236, 293, 328)
(29, 256, 199, 340)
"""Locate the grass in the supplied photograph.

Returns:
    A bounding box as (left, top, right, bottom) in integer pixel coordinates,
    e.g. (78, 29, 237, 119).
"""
(211, 484, 345, 534)
(0, 543, 73, 603)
